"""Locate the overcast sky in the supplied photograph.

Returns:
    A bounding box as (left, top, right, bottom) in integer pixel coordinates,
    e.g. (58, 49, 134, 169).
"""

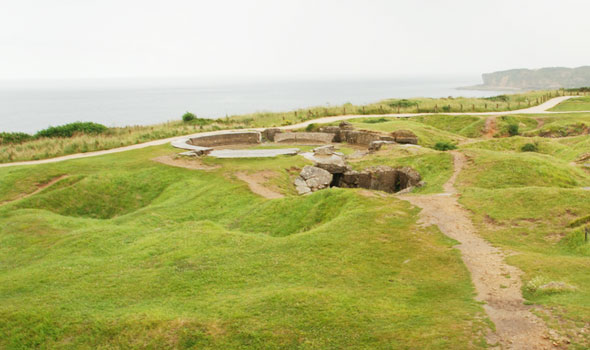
(1, 0, 589, 81)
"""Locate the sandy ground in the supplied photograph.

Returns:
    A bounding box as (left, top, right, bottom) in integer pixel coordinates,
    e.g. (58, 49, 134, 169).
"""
(0, 96, 585, 169)
(399, 152, 555, 349)
(152, 155, 219, 170)
(235, 171, 284, 199)
(484, 116, 498, 138)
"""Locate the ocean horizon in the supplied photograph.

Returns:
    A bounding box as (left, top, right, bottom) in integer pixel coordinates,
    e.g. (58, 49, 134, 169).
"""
(0, 76, 509, 134)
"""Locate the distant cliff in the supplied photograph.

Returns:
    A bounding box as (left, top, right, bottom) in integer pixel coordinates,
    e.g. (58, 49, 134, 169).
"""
(464, 66, 590, 90)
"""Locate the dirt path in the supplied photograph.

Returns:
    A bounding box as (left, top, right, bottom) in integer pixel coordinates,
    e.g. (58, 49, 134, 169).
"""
(0, 175, 68, 206)
(152, 155, 219, 170)
(484, 116, 497, 138)
(235, 171, 284, 199)
(0, 96, 584, 169)
(399, 152, 554, 349)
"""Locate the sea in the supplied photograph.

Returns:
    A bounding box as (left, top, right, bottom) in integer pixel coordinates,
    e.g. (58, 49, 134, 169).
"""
(0, 77, 508, 134)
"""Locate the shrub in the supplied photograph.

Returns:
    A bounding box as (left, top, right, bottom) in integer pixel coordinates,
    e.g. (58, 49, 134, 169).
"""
(508, 124, 519, 136)
(388, 99, 417, 108)
(182, 112, 196, 122)
(36, 122, 108, 138)
(433, 141, 457, 151)
(442, 105, 451, 112)
(0, 132, 33, 145)
(363, 117, 389, 124)
(485, 94, 509, 102)
(305, 123, 317, 132)
(521, 143, 538, 152)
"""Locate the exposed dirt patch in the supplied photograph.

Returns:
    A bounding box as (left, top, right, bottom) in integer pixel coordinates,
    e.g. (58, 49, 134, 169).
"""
(152, 155, 219, 170)
(536, 118, 545, 129)
(399, 151, 555, 349)
(484, 116, 497, 139)
(235, 171, 284, 199)
(0, 175, 69, 206)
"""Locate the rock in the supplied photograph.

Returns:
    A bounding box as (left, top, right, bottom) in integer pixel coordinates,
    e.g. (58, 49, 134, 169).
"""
(339, 121, 354, 130)
(294, 177, 311, 195)
(313, 145, 335, 155)
(295, 166, 333, 194)
(314, 154, 350, 174)
(390, 130, 418, 144)
(261, 128, 282, 142)
(368, 140, 396, 152)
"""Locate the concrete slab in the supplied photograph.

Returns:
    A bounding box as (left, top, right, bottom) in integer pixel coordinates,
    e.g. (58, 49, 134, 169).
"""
(209, 148, 299, 158)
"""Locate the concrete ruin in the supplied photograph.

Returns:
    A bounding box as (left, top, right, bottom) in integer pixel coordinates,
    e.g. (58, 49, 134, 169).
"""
(188, 131, 261, 147)
(294, 145, 423, 195)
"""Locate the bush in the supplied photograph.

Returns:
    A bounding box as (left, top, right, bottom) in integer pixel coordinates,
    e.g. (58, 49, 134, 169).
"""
(305, 123, 317, 132)
(0, 132, 33, 145)
(433, 142, 457, 151)
(388, 99, 417, 108)
(508, 124, 519, 136)
(363, 117, 389, 124)
(485, 94, 509, 102)
(36, 122, 108, 138)
(521, 143, 538, 152)
(182, 112, 196, 122)
(442, 105, 451, 112)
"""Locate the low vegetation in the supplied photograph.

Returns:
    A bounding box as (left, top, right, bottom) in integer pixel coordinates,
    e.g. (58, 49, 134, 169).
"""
(0, 146, 487, 349)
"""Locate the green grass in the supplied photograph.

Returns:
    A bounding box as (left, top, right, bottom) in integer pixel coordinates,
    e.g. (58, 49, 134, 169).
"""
(348, 118, 464, 148)
(0, 145, 488, 349)
(411, 115, 486, 138)
(455, 146, 590, 348)
(549, 96, 590, 111)
(457, 149, 590, 189)
(349, 147, 453, 193)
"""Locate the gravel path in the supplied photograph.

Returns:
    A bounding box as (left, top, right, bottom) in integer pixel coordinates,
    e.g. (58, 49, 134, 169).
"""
(399, 152, 554, 349)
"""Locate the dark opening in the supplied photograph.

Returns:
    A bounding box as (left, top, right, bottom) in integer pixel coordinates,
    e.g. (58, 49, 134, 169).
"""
(330, 173, 343, 187)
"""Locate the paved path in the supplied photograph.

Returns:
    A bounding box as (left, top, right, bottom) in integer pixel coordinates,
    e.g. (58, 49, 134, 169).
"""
(0, 96, 585, 169)
(399, 152, 554, 349)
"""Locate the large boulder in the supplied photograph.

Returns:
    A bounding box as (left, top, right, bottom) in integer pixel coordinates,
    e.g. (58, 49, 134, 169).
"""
(390, 130, 418, 144)
(294, 166, 333, 194)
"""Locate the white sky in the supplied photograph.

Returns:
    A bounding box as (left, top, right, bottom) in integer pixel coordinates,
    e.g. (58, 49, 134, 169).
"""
(1, 0, 589, 80)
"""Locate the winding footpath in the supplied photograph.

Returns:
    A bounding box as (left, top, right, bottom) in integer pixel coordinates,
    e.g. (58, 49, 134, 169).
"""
(399, 153, 553, 349)
(0, 96, 584, 169)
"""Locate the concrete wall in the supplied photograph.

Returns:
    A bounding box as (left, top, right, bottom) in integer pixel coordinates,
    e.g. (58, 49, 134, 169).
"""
(189, 132, 261, 147)
(274, 132, 335, 144)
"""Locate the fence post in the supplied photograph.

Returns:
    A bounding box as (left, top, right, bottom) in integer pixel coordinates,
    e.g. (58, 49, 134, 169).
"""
(586, 227, 589, 242)
(472, 104, 475, 112)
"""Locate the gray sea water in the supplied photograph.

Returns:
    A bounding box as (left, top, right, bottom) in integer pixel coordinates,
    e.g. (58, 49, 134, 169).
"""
(0, 77, 507, 134)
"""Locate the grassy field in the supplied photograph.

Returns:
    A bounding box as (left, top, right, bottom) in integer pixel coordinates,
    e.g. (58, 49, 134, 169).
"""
(3, 94, 590, 348)
(549, 96, 590, 111)
(0, 145, 490, 349)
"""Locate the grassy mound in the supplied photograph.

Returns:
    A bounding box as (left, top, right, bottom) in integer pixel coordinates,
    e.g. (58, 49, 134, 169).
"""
(0, 145, 488, 349)
(457, 149, 590, 189)
(349, 118, 463, 148)
(411, 115, 485, 138)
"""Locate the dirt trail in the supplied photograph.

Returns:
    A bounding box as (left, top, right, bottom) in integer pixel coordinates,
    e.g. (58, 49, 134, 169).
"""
(484, 116, 497, 138)
(399, 152, 554, 349)
(235, 171, 284, 199)
(0, 175, 68, 206)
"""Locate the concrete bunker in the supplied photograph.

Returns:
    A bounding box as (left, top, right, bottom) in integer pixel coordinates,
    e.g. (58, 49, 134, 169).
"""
(295, 145, 423, 195)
